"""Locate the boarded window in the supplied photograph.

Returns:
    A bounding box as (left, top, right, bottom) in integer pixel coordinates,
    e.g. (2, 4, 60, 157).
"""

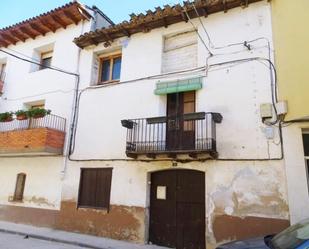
(14, 173, 26, 201)
(162, 31, 197, 73)
(78, 168, 113, 209)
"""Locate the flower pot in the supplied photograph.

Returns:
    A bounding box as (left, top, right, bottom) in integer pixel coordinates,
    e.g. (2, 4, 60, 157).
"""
(16, 114, 28, 121)
(0, 117, 13, 122)
(33, 114, 46, 119)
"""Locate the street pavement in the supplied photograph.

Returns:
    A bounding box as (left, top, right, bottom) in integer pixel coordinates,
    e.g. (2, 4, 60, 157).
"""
(0, 221, 168, 249)
(0, 232, 88, 249)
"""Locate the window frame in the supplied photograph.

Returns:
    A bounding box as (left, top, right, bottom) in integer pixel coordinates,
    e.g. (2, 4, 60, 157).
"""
(13, 173, 26, 202)
(39, 51, 53, 70)
(98, 53, 122, 84)
(77, 168, 113, 211)
(302, 131, 309, 195)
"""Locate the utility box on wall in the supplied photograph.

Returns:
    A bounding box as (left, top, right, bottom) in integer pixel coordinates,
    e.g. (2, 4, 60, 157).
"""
(260, 103, 273, 119)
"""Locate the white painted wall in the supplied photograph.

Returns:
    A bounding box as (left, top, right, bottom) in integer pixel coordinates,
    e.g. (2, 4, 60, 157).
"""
(72, 1, 281, 160)
(282, 122, 309, 224)
(0, 157, 63, 209)
(0, 9, 111, 210)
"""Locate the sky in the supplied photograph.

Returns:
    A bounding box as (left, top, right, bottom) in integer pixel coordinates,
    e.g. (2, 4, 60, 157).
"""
(0, 0, 181, 29)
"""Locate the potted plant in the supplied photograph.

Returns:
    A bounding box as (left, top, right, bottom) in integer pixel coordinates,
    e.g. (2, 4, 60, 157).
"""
(15, 110, 29, 120)
(0, 112, 13, 122)
(28, 108, 51, 119)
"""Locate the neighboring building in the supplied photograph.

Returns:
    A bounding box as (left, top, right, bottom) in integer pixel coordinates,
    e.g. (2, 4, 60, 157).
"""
(0, 1, 112, 228)
(271, 0, 309, 224)
(62, 0, 289, 248)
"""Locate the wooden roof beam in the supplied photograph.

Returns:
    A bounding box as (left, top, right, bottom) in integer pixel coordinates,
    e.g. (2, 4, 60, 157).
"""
(63, 10, 79, 25)
(241, 0, 249, 8)
(162, 17, 169, 28)
(120, 25, 131, 37)
(0, 33, 18, 45)
(51, 15, 67, 29)
(29, 23, 46, 36)
(222, 0, 228, 13)
(0, 37, 10, 47)
(10, 30, 27, 42)
(19, 27, 36, 39)
(101, 31, 113, 43)
(39, 19, 56, 33)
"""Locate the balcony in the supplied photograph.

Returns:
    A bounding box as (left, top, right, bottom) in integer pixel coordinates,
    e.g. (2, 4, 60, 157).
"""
(121, 112, 222, 159)
(0, 114, 66, 156)
(0, 71, 5, 95)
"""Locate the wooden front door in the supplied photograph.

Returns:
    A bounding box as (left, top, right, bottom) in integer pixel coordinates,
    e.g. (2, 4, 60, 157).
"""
(166, 91, 196, 151)
(149, 169, 205, 249)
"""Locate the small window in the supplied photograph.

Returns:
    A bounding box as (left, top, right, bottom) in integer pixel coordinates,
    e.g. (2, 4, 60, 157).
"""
(39, 51, 53, 70)
(99, 54, 121, 84)
(78, 168, 113, 210)
(0, 63, 6, 81)
(13, 173, 26, 201)
(31, 104, 45, 109)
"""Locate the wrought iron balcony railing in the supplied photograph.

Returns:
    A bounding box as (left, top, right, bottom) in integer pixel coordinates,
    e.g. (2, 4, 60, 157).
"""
(0, 114, 66, 133)
(121, 112, 222, 158)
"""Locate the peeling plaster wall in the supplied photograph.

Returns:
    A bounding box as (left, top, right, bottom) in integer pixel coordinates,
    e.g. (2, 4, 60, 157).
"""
(62, 160, 289, 246)
(0, 157, 63, 210)
(61, 1, 291, 247)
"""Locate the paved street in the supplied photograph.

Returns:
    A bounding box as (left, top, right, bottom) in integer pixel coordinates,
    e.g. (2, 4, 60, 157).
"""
(0, 232, 87, 249)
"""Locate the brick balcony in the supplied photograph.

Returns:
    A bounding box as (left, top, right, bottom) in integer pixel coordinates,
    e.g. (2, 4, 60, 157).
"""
(0, 115, 66, 156)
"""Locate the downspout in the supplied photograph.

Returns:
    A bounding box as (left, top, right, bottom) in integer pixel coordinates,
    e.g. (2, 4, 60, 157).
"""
(60, 19, 85, 179)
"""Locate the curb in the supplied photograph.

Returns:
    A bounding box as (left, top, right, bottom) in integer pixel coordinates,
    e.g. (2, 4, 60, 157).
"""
(0, 228, 108, 249)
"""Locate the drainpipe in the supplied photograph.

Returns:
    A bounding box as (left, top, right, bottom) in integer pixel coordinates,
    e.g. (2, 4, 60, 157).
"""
(60, 19, 85, 180)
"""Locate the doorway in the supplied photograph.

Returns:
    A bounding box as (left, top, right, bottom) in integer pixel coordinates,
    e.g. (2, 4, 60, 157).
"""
(149, 169, 205, 249)
(166, 91, 196, 151)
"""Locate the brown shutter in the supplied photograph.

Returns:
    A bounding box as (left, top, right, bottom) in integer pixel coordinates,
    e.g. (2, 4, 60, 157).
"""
(96, 168, 112, 210)
(78, 168, 113, 209)
(14, 173, 26, 201)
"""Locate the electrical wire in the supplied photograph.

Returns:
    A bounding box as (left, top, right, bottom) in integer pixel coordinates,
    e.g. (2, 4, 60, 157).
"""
(181, 3, 213, 56)
(192, 3, 214, 48)
(68, 66, 208, 156)
(0, 49, 79, 77)
(69, 56, 283, 161)
(3, 89, 75, 101)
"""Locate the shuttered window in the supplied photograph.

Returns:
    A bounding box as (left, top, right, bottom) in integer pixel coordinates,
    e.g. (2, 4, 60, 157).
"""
(78, 168, 113, 210)
(162, 31, 197, 73)
(14, 173, 26, 201)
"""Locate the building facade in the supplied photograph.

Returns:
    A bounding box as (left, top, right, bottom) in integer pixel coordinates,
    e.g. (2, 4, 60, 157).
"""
(0, 1, 112, 228)
(271, 0, 309, 224)
(0, 0, 297, 248)
(65, 1, 289, 248)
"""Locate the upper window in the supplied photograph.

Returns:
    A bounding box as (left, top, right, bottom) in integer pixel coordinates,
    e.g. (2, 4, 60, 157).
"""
(0, 63, 6, 81)
(99, 54, 122, 84)
(13, 173, 26, 202)
(78, 168, 113, 210)
(39, 51, 53, 70)
(162, 30, 197, 73)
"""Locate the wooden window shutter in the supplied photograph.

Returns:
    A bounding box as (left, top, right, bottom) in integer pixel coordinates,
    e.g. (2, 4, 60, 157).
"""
(95, 168, 112, 210)
(14, 173, 26, 201)
(78, 168, 113, 209)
